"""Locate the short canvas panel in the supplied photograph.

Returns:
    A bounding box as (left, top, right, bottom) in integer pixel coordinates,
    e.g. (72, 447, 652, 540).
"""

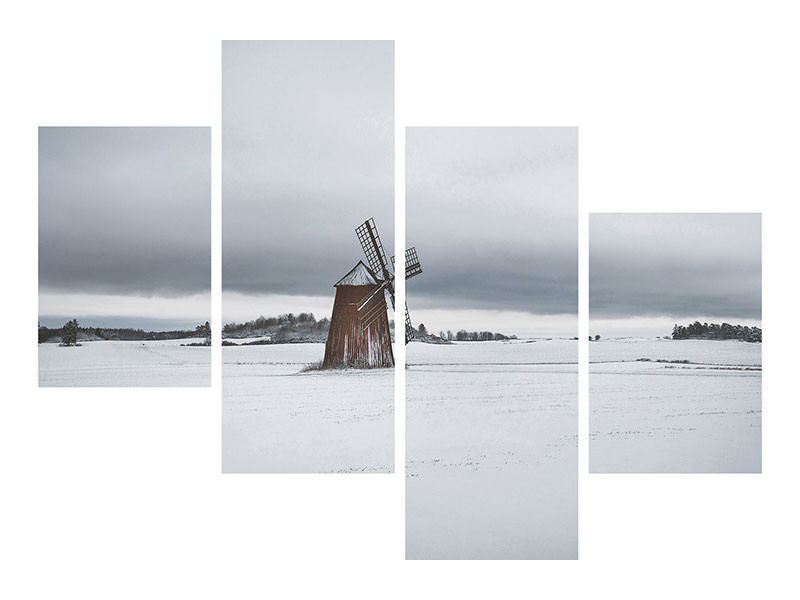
(38, 127, 211, 387)
(589, 213, 762, 473)
(221, 41, 395, 473)
(405, 127, 578, 559)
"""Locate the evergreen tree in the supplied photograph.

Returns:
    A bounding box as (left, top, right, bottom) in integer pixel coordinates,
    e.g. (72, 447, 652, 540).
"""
(61, 319, 79, 346)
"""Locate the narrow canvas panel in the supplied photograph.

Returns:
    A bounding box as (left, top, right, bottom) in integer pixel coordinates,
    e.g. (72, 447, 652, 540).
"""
(589, 213, 762, 473)
(221, 41, 395, 473)
(405, 127, 578, 559)
(38, 127, 211, 387)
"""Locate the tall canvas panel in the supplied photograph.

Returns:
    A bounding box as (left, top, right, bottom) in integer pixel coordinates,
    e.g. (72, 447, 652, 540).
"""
(222, 41, 395, 473)
(405, 127, 578, 559)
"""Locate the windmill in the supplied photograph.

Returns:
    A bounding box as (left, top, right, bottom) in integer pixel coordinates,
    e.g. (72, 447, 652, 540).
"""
(322, 218, 422, 369)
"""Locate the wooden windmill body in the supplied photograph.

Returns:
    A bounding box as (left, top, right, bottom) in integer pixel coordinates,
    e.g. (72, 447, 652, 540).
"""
(322, 218, 423, 369)
(322, 261, 394, 368)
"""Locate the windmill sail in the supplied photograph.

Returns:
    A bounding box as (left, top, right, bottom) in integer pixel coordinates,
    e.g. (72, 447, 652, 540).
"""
(357, 278, 393, 328)
(356, 218, 391, 280)
(355, 218, 421, 346)
(404, 247, 423, 280)
(404, 304, 414, 344)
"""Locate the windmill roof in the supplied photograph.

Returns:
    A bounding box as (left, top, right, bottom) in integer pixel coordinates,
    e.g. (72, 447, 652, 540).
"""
(334, 261, 380, 287)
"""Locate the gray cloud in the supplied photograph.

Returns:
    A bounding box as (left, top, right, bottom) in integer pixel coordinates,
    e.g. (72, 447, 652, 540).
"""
(37, 315, 204, 331)
(406, 127, 578, 315)
(39, 127, 210, 296)
(222, 41, 394, 294)
(590, 213, 762, 319)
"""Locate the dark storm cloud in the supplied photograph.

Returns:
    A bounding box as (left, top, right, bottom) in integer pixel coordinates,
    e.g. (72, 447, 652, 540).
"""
(222, 41, 394, 294)
(590, 213, 762, 319)
(406, 127, 578, 315)
(38, 127, 210, 295)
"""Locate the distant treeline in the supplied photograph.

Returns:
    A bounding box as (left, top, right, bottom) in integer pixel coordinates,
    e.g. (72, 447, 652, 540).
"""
(222, 314, 518, 344)
(38, 320, 210, 344)
(417, 323, 517, 343)
(222, 312, 328, 335)
(671, 321, 762, 343)
(222, 312, 344, 344)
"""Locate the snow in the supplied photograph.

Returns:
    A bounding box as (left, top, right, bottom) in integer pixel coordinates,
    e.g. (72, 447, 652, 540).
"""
(590, 336, 761, 366)
(334, 261, 379, 286)
(222, 343, 393, 473)
(38, 338, 210, 387)
(406, 339, 578, 559)
(590, 338, 761, 473)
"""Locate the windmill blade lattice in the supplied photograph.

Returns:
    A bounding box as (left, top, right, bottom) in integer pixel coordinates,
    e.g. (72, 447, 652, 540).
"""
(356, 218, 391, 280)
(404, 304, 414, 344)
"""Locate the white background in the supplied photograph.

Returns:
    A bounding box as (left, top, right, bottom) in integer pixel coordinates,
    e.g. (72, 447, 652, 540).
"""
(2, 1, 798, 598)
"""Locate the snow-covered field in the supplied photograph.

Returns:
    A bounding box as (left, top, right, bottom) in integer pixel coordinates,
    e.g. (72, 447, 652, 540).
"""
(222, 343, 394, 473)
(406, 339, 578, 560)
(38, 338, 210, 387)
(590, 338, 761, 473)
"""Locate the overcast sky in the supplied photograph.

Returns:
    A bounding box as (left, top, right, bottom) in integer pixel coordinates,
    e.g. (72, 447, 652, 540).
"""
(222, 41, 393, 320)
(406, 127, 577, 337)
(590, 213, 761, 335)
(38, 127, 210, 329)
